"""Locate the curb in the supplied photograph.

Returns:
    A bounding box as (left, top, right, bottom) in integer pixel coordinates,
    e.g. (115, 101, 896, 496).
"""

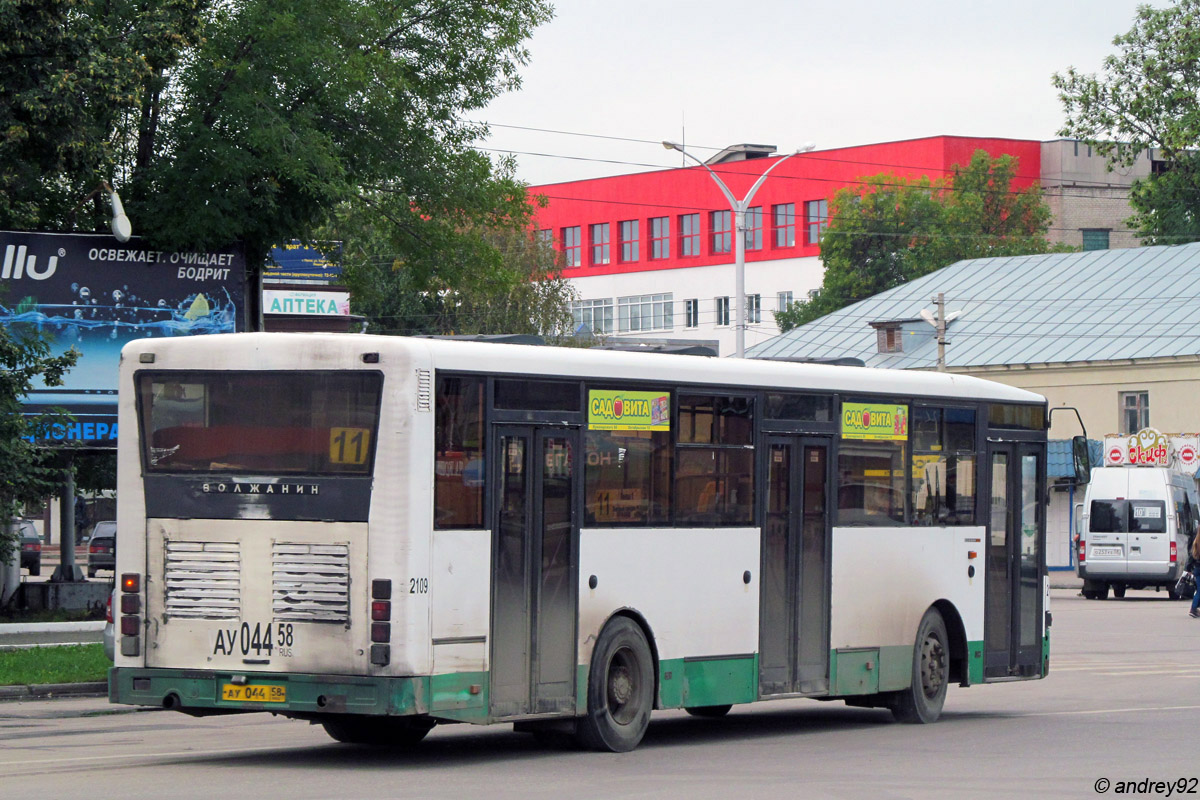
(0, 681, 107, 700)
(0, 621, 105, 635)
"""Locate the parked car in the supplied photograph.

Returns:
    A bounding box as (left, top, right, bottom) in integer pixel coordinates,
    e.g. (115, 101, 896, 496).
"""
(14, 519, 41, 576)
(87, 521, 116, 578)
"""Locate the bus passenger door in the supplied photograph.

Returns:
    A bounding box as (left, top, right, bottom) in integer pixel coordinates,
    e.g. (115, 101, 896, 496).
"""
(490, 426, 579, 718)
(984, 442, 1045, 679)
(759, 436, 831, 696)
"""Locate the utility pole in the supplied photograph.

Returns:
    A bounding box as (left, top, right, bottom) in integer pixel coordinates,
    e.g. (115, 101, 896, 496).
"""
(934, 292, 946, 372)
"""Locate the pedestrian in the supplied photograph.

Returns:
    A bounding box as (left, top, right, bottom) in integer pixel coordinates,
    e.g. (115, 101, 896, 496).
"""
(1190, 533, 1200, 619)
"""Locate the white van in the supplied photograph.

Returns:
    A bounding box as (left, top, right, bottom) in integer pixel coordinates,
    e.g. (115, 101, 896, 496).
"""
(1076, 466, 1199, 599)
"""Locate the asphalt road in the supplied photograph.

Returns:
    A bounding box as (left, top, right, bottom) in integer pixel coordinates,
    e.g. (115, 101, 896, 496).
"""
(1, 588, 1198, 800)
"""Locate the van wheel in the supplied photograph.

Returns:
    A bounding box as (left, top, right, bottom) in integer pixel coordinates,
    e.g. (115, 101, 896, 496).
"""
(1112, 584, 1126, 599)
(1166, 584, 1180, 600)
(891, 608, 949, 724)
(574, 617, 654, 752)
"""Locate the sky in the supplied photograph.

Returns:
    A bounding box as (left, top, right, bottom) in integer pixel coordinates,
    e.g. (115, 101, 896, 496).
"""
(478, 0, 1161, 187)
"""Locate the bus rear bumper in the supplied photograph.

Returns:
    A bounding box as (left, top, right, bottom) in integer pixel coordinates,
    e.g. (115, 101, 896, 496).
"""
(108, 667, 429, 718)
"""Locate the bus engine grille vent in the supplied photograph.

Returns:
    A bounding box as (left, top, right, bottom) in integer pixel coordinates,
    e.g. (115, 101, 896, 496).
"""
(415, 368, 432, 412)
(164, 541, 242, 620)
(272, 543, 351, 623)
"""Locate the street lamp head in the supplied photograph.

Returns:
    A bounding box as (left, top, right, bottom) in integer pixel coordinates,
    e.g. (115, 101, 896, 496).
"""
(662, 140, 683, 152)
(108, 189, 131, 243)
(798, 142, 816, 153)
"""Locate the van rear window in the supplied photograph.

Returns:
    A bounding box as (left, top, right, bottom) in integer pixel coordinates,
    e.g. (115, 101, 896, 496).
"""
(1128, 501, 1166, 533)
(1089, 500, 1126, 532)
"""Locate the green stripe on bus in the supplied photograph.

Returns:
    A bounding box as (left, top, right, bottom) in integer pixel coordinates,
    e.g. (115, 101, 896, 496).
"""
(658, 656, 757, 709)
(429, 671, 488, 722)
(968, 640, 985, 685)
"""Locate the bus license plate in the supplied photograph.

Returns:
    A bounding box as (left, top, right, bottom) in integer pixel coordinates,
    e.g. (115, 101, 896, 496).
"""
(1091, 546, 1122, 558)
(221, 683, 287, 703)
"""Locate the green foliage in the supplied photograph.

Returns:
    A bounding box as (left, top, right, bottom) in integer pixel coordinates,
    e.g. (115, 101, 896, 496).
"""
(0, 0, 201, 231)
(344, 216, 576, 337)
(0, 644, 109, 686)
(1054, 0, 1200, 243)
(777, 151, 1063, 332)
(1, 0, 555, 313)
(0, 326, 78, 563)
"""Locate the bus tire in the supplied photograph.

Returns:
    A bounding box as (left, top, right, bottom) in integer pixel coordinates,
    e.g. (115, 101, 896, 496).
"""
(891, 608, 949, 725)
(321, 715, 434, 746)
(684, 704, 732, 718)
(1112, 584, 1126, 599)
(575, 616, 654, 752)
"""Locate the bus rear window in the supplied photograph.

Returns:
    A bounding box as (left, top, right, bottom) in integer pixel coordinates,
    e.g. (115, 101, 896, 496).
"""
(138, 371, 382, 474)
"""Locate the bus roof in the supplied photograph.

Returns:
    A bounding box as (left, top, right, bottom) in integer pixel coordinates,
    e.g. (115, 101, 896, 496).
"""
(121, 332, 1045, 405)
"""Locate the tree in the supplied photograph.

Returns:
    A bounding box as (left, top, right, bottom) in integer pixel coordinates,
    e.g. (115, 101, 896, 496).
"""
(776, 151, 1061, 331)
(1, 0, 554, 314)
(1054, 0, 1200, 244)
(343, 217, 577, 337)
(0, 325, 77, 565)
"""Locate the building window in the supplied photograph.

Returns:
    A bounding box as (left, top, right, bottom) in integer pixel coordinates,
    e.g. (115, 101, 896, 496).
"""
(805, 199, 828, 245)
(572, 298, 614, 334)
(536, 228, 552, 246)
(650, 217, 670, 260)
(1081, 229, 1110, 251)
(875, 325, 903, 354)
(562, 226, 582, 267)
(711, 210, 731, 254)
(1121, 391, 1149, 434)
(619, 220, 639, 263)
(777, 291, 794, 312)
(618, 293, 674, 332)
(715, 296, 730, 327)
(590, 223, 610, 266)
(746, 294, 761, 324)
(679, 213, 700, 257)
(744, 206, 762, 251)
(773, 203, 795, 248)
(684, 298, 699, 328)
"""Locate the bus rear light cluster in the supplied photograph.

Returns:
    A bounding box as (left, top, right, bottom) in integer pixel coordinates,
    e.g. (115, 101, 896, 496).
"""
(120, 573, 141, 657)
(1077, 538, 1086, 563)
(370, 580, 391, 666)
(1170, 541, 1178, 563)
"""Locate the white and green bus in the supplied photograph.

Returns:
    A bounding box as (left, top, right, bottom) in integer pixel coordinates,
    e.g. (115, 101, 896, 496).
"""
(108, 333, 1088, 751)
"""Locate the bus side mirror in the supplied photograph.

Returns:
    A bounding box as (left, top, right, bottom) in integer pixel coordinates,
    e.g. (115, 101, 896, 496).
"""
(1072, 436, 1091, 486)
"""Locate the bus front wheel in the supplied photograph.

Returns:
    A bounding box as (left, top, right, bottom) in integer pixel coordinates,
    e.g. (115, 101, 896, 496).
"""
(890, 608, 948, 725)
(321, 715, 434, 746)
(575, 616, 654, 752)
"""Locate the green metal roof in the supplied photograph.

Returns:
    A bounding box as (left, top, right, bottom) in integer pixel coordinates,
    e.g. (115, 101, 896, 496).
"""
(749, 243, 1200, 369)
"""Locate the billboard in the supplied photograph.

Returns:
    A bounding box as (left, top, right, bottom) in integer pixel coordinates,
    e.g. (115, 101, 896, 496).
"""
(263, 241, 342, 283)
(2, 231, 246, 447)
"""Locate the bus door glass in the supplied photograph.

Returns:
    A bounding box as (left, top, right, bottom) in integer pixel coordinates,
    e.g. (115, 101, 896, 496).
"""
(985, 441, 1045, 679)
(760, 436, 830, 696)
(490, 426, 578, 718)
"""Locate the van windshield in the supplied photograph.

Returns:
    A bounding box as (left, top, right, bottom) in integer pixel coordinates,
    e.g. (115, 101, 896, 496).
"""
(1128, 501, 1166, 533)
(1090, 500, 1126, 532)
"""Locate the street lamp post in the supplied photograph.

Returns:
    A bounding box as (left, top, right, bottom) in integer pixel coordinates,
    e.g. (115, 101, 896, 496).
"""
(662, 141, 814, 358)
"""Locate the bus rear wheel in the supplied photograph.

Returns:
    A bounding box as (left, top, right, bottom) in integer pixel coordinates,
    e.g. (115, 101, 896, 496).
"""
(891, 608, 948, 725)
(575, 617, 654, 752)
(321, 715, 434, 746)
